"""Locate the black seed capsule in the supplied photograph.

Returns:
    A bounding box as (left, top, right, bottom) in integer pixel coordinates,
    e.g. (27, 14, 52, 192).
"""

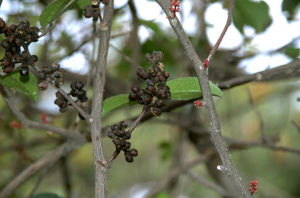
(130, 149, 138, 157)
(20, 67, 29, 76)
(125, 153, 134, 163)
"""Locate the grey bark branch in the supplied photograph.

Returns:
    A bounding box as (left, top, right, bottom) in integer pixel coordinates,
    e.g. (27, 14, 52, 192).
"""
(90, 1, 114, 198)
(186, 171, 229, 197)
(0, 141, 86, 198)
(207, 0, 235, 64)
(145, 154, 211, 198)
(0, 85, 83, 140)
(219, 59, 300, 89)
(154, 0, 251, 197)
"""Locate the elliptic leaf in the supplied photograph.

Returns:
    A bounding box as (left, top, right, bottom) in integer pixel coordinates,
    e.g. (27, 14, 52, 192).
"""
(40, 0, 76, 28)
(166, 77, 223, 100)
(0, 71, 39, 101)
(101, 77, 222, 117)
(139, 19, 164, 37)
(155, 192, 169, 198)
(233, 0, 272, 34)
(102, 94, 132, 117)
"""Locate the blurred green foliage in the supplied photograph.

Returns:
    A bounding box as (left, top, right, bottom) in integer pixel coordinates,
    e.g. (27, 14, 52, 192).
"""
(1, 0, 300, 198)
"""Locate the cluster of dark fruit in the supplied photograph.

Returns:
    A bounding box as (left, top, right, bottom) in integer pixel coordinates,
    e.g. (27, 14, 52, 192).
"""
(69, 81, 88, 103)
(54, 81, 88, 113)
(84, 0, 108, 21)
(108, 121, 138, 163)
(38, 63, 63, 90)
(0, 18, 39, 75)
(54, 91, 69, 113)
(129, 51, 171, 116)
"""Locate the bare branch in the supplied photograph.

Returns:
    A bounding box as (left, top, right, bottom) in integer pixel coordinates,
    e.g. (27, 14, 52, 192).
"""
(228, 138, 300, 155)
(110, 44, 142, 68)
(186, 171, 230, 197)
(49, 82, 92, 123)
(90, 1, 115, 197)
(219, 59, 300, 89)
(154, 0, 251, 197)
(247, 87, 266, 141)
(291, 120, 300, 135)
(0, 141, 85, 198)
(145, 153, 212, 198)
(206, 0, 235, 65)
(128, 106, 147, 135)
(0, 85, 83, 140)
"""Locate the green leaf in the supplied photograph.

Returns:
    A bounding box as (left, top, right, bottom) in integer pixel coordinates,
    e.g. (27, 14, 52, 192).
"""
(139, 19, 164, 37)
(29, 193, 62, 198)
(159, 141, 172, 161)
(233, 0, 272, 34)
(102, 94, 132, 117)
(284, 47, 300, 59)
(40, 0, 76, 28)
(155, 192, 169, 198)
(0, 71, 39, 101)
(282, 0, 300, 20)
(101, 77, 222, 117)
(76, 0, 90, 9)
(166, 77, 223, 100)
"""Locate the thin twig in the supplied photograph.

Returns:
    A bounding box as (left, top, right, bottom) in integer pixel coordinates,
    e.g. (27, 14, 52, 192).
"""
(0, 141, 85, 198)
(110, 44, 141, 68)
(218, 60, 300, 89)
(0, 85, 82, 140)
(39, 21, 58, 38)
(49, 82, 92, 123)
(154, 0, 251, 197)
(291, 120, 300, 135)
(247, 87, 266, 142)
(145, 152, 212, 198)
(228, 139, 300, 155)
(186, 171, 229, 197)
(26, 161, 56, 198)
(106, 150, 120, 168)
(206, 0, 235, 64)
(128, 106, 147, 135)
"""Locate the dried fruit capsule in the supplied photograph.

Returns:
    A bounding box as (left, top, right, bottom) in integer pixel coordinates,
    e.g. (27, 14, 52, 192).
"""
(20, 67, 29, 76)
(130, 149, 138, 157)
(125, 153, 134, 163)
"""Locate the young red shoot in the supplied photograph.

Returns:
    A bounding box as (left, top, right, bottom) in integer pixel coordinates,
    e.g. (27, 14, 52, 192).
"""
(169, 0, 180, 18)
(194, 100, 203, 108)
(249, 180, 258, 195)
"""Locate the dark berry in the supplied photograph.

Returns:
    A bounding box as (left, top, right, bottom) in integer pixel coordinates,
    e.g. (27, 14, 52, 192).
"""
(20, 67, 29, 76)
(124, 141, 131, 150)
(130, 149, 138, 157)
(0, 18, 6, 33)
(125, 153, 134, 163)
(30, 55, 38, 62)
(38, 81, 48, 91)
(1, 39, 10, 49)
(84, 6, 94, 18)
(151, 107, 161, 116)
(129, 92, 137, 101)
(108, 131, 115, 139)
(53, 71, 61, 78)
(137, 68, 148, 80)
